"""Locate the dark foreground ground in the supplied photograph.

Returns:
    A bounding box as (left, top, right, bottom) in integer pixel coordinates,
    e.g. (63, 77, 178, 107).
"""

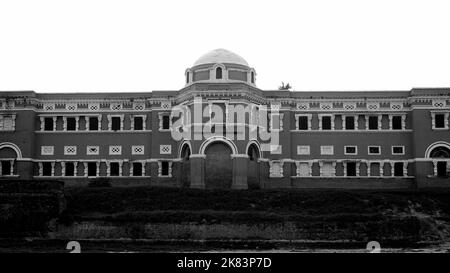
(3, 184, 450, 252)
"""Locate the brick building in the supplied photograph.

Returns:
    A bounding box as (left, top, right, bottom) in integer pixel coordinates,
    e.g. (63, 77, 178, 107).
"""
(1, 48, 449, 189)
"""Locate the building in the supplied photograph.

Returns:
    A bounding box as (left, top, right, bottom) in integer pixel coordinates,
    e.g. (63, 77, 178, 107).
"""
(1, 48, 450, 189)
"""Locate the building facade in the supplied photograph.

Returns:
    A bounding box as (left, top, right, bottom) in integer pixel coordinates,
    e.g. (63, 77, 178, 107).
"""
(1, 48, 450, 189)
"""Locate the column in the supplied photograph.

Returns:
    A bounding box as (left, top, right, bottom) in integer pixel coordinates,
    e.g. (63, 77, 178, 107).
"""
(52, 117, 57, 131)
(380, 162, 384, 177)
(343, 162, 347, 176)
(63, 117, 67, 131)
(75, 116, 80, 131)
(331, 115, 335, 130)
(129, 162, 134, 177)
(83, 162, 88, 177)
(391, 162, 395, 177)
(388, 115, 393, 130)
(342, 115, 346, 130)
(61, 162, 66, 176)
(143, 116, 147, 130)
(96, 162, 100, 177)
(190, 155, 205, 188)
(85, 116, 90, 131)
(403, 162, 408, 177)
(10, 160, 14, 175)
(74, 162, 78, 177)
(433, 161, 438, 176)
(356, 162, 360, 176)
(119, 162, 123, 176)
(319, 161, 323, 176)
(40, 117, 45, 131)
(332, 162, 336, 176)
(232, 155, 248, 189)
(378, 115, 382, 130)
(106, 161, 111, 176)
(401, 115, 406, 130)
(51, 162, 55, 176)
(365, 116, 369, 130)
(142, 162, 146, 176)
(39, 162, 43, 176)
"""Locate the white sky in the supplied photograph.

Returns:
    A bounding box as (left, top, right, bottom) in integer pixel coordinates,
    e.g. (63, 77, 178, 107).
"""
(1, 0, 450, 92)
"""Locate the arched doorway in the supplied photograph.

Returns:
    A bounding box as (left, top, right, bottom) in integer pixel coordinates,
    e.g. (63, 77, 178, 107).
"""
(204, 142, 232, 189)
(430, 146, 450, 177)
(247, 143, 260, 189)
(0, 142, 21, 177)
(180, 143, 191, 188)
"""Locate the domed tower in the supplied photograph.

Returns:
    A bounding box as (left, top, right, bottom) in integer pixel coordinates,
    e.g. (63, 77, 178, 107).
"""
(185, 48, 256, 87)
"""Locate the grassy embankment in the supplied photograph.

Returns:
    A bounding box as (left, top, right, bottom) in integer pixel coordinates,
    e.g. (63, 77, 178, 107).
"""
(56, 187, 450, 245)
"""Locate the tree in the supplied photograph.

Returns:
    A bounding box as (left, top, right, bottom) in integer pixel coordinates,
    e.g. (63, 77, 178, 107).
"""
(278, 82, 292, 90)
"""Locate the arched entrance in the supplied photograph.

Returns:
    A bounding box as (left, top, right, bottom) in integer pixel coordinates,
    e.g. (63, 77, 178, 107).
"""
(204, 142, 233, 189)
(247, 143, 261, 189)
(430, 146, 450, 177)
(0, 142, 21, 177)
(180, 143, 191, 188)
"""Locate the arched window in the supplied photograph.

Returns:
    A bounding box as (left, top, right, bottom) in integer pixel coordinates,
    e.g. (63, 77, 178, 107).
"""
(430, 146, 450, 158)
(186, 72, 190, 84)
(216, 67, 222, 79)
(251, 72, 255, 84)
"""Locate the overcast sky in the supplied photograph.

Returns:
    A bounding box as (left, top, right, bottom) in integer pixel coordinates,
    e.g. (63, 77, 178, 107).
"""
(1, 0, 450, 92)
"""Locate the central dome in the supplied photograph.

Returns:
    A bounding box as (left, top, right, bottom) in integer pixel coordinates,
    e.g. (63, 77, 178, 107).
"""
(193, 48, 249, 67)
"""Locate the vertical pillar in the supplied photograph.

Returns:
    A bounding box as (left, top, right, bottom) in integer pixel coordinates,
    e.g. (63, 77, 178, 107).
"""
(365, 116, 369, 130)
(40, 117, 45, 131)
(74, 162, 78, 177)
(433, 161, 437, 176)
(61, 162, 66, 176)
(190, 155, 205, 189)
(356, 162, 360, 176)
(52, 117, 57, 131)
(83, 162, 88, 177)
(388, 115, 393, 130)
(51, 162, 55, 176)
(391, 162, 395, 177)
(232, 156, 248, 189)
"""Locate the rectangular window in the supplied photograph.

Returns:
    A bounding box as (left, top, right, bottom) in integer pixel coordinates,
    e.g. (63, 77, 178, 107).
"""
(298, 116, 308, 130)
(320, 146, 334, 155)
(435, 114, 445, 128)
(392, 146, 405, 155)
(110, 162, 120, 176)
(42, 162, 52, 176)
(162, 115, 170, 130)
(368, 146, 381, 155)
(1, 161, 11, 175)
(134, 116, 143, 130)
(87, 162, 97, 176)
(67, 117, 76, 131)
(161, 161, 169, 176)
(109, 146, 122, 155)
(345, 116, 355, 130)
(0, 115, 14, 130)
(394, 162, 404, 176)
(297, 145, 310, 155)
(392, 116, 402, 130)
(345, 146, 357, 155)
(368, 116, 378, 130)
(65, 162, 75, 176)
(133, 162, 142, 176)
(346, 162, 357, 176)
(111, 117, 121, 131)
(44, 117, 54, 131)
(321, 116, 332, 130)
(89, 117, 99, 130)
